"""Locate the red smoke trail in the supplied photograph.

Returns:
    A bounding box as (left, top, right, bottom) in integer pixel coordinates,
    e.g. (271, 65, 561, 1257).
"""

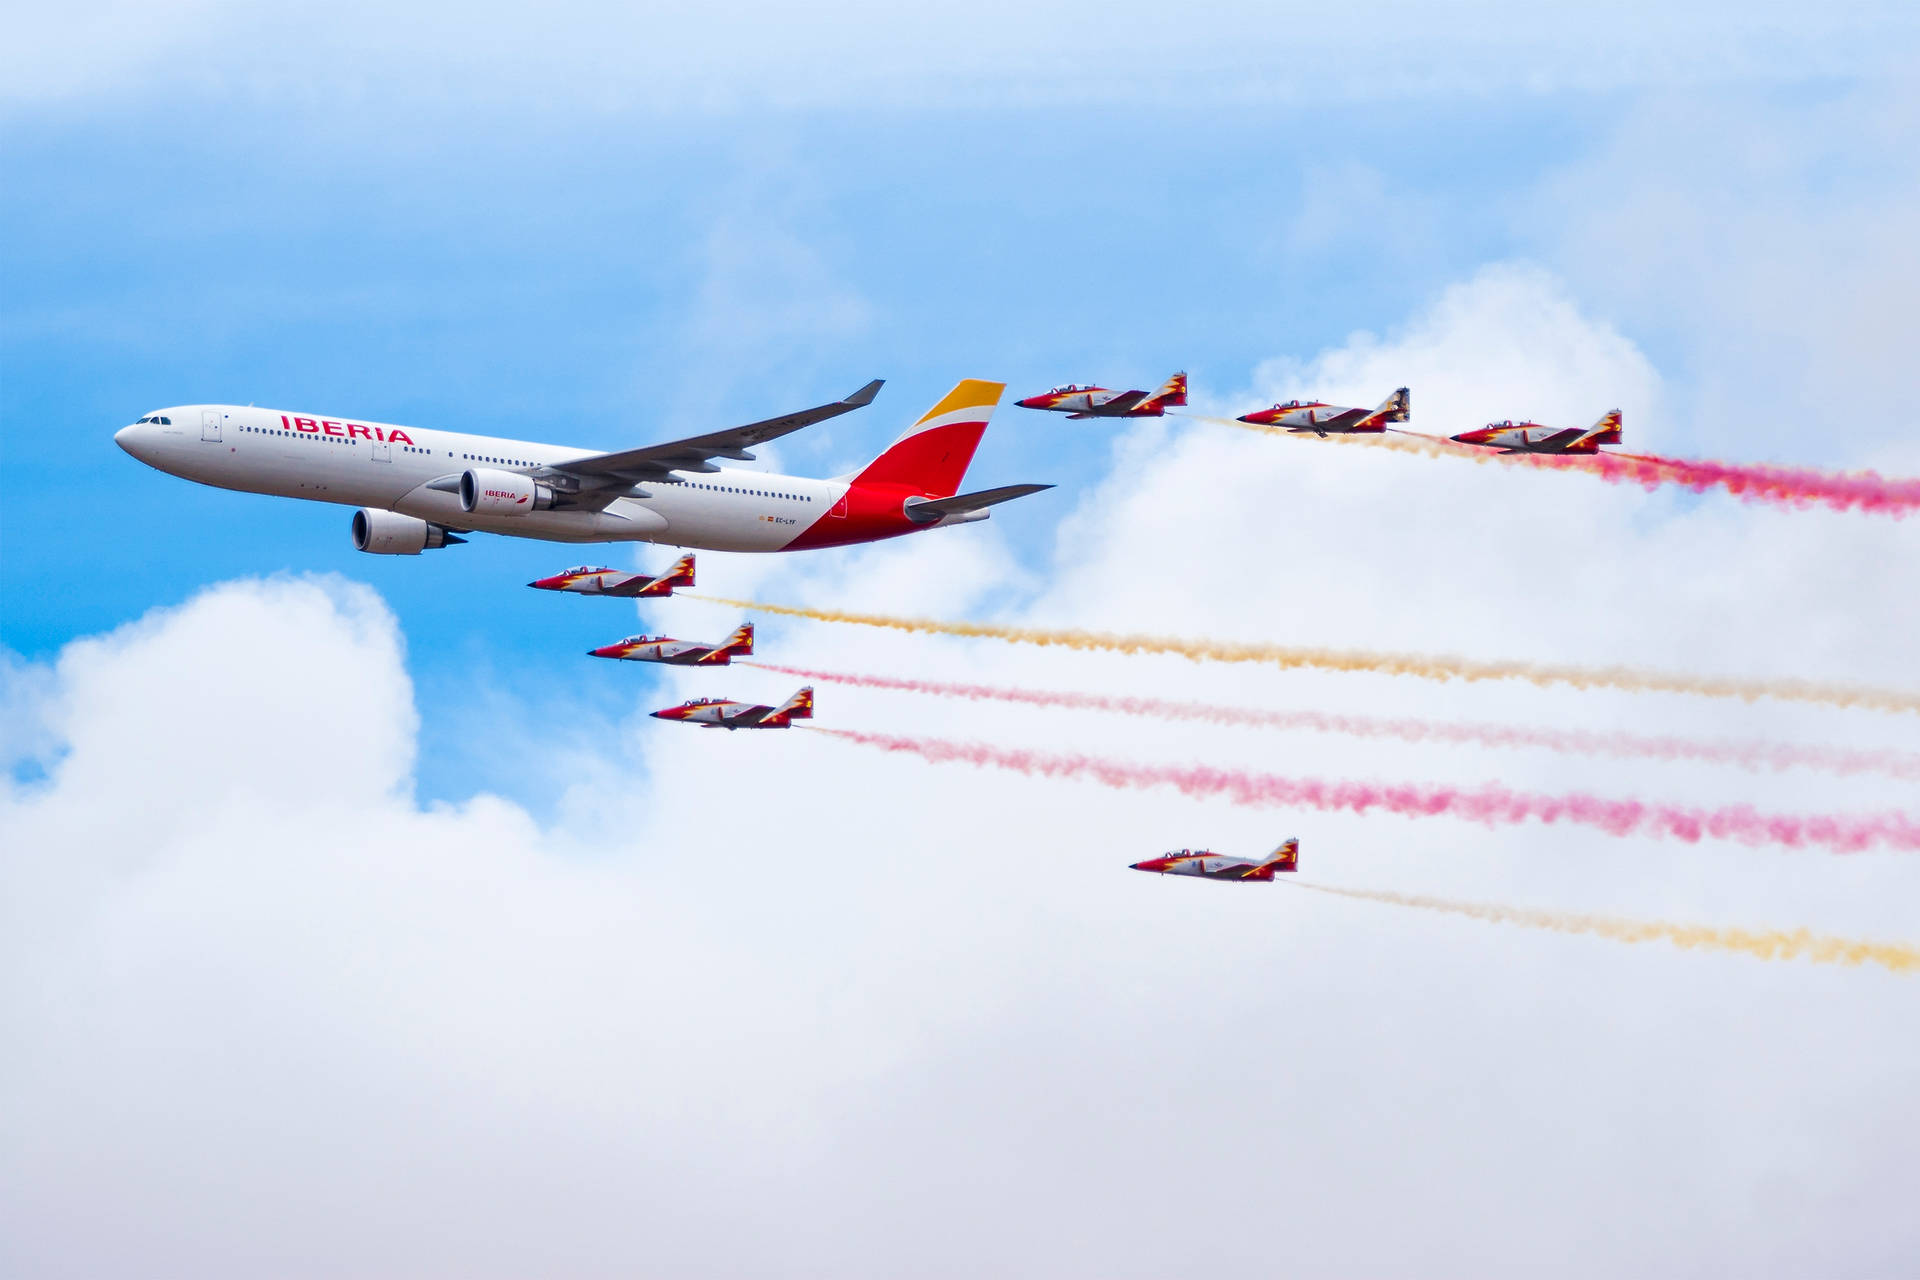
(814, 728, 1920, 854)
(1522, 447, 1920, 517)
(1205, 415, 1920, 515)
(750, 663, 1920, 783)
(1382, 429, 1920, 517)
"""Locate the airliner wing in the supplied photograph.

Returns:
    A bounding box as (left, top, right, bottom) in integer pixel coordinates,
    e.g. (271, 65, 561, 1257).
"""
(542, 379, 883, 485)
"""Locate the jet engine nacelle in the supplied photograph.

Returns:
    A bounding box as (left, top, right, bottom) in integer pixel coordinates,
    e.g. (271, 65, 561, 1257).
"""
(460, 468, 556, 516)
(351, 508, 465, 555)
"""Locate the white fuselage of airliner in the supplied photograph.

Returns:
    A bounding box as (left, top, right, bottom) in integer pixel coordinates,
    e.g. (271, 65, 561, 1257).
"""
(113, 382, 1045, 555)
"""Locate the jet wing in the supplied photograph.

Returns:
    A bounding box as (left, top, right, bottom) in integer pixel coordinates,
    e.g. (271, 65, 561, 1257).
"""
(538, 380, 883, 487)
(1302, 406, 1369, 433)
(1065, 390, 1149, 419)
(1502, 429, 1586, 454)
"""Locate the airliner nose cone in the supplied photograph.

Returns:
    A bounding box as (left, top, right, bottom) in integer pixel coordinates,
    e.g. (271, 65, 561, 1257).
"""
(115, 424, 138, 451)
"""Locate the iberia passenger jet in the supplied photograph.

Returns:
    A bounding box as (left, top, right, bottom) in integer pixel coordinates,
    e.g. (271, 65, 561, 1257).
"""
(114, 380, 1051, 555)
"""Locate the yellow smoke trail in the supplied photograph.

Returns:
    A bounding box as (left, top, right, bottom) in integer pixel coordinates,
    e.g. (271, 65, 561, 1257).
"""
(1288, 882, 1920, 974)
(691, 597, 1920, 715)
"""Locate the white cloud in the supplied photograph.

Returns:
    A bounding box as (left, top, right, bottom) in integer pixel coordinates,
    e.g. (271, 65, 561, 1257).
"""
(7, 263, 1920, 1274)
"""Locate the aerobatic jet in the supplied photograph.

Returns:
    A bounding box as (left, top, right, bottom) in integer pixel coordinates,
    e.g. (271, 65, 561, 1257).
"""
(1130, 838, 1299, 881)
(590, 624, 753, 666)
(1016, 372, 1187, 419)
(649, 686, 813, 729)
(1236, 387, 1410, 436)
(529, 554, 695, 597)
(115, 380, 1050, 557)
(1450, 409, 1622, 454)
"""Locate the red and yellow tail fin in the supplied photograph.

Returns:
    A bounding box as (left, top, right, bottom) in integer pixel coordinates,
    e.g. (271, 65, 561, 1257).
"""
(766, 685, 813, 724)
(723, 622, 754, 657)
(849, 380, 1004, 496)
(664, 553, 696, 588)
(1142, 371, 1188, 411)
(1264, 838, 1299, 874)
(1572, 409, 1622, 450)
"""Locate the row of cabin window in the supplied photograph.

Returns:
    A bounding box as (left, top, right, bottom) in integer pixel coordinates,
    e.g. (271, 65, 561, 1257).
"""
(674, 479, 810, 502)
(242, 427, 348, 443)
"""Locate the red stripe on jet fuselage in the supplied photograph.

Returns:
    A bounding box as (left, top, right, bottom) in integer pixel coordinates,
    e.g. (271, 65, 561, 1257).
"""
(783, 481, 926, 550)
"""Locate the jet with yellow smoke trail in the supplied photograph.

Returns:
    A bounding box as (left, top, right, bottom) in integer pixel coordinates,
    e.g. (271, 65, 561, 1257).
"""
(1131, 838, 1300, 881)
(1236, 387, 1410, 436)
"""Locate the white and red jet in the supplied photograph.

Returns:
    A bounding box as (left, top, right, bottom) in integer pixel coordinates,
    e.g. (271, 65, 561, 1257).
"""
(529, 553, 695, 597)
(1237, 387, 1409, 436)
(115, 380, 1050, 556)
(1451, 409, 1622, 454)
(590, 624, 754, 666)
(650, 686, 813, 729)
(1016, 372, 1187, 419)
(1130, 838, 1299, 882)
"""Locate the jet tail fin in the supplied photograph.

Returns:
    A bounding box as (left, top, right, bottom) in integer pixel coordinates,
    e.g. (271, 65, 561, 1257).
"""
(1376, 387, 1411, 424)
(761, 685, 814, 726)
(1247, 837, 1299, 876)
(1571, 409, 1623, 450)
(631, 553, 695, 595)
(701, 622, 754, 663)
(1139, 370, 1188, 412)
(1348, 387, 1411, 432)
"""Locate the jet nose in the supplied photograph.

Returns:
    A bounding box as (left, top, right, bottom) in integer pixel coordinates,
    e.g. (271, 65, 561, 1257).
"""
(1015, 394, 1046, 408)
(1450, 428, 1489, 444)
(114, 422, 159, 463)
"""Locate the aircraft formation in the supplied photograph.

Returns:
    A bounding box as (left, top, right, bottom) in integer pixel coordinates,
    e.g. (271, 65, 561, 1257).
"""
(110, 369, 1750, 884)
